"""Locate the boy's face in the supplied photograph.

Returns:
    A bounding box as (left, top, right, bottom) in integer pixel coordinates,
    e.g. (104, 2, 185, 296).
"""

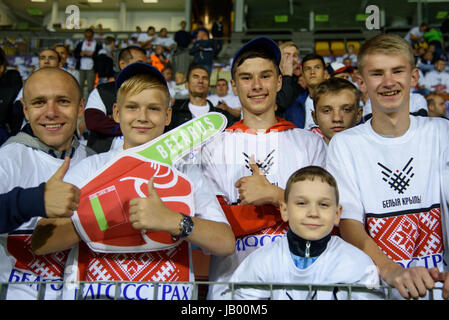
(312, 89, 362, 144)
(231, 57, 281, 116)
(357, 53, 418, 115)
(302, 59, 327, 90)
(113, 88, 172, 150)
(280, 179, 342, 241)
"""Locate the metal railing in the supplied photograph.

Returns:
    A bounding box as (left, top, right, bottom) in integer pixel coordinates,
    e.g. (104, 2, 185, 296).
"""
(0, 280, 442, 300)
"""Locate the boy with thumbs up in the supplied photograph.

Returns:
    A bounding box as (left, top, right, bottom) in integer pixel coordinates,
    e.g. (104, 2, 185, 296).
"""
(31, 62, 235, 300)
(200, 37, 327, 299)
(0, 67, 93, 299)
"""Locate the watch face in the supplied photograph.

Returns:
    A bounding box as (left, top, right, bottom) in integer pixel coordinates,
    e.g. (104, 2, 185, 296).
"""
(181, 215, 194, 237)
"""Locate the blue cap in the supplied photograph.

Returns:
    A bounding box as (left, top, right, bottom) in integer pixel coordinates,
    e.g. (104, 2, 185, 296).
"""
(231, 36, 281, 76)
(115, 62, 168, 92)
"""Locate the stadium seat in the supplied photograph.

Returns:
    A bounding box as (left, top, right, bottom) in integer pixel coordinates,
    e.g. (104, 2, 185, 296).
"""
(315, 41, 331, 56)
(346, 41, 360, 53)
(330, 41, 345, 56)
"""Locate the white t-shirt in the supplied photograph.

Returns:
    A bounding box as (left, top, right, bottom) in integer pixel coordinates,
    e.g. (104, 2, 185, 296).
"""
(153, 36, 175, 49)
(208, 94, 241, 109)
(404, 26, 424, 43)
(200, 119, 327, 299)
(304, 95, 318, 130)
(79, 40, 98, 70)
(229, 236, 383, 300)
(62, 149, 229, 300)
(0, 142, 90, 300)
(423, 70, 449, 93)
(137, 33, 155, 46)
(326, 116, 449, 299)
(85, 88, 106, 114)
(188, 102, 210, 118)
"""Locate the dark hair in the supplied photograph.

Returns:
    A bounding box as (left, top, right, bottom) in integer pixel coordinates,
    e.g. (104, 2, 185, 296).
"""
(301, 53, 325, 69)
(231, 48, 280, 79)
(216, 78, 228, 85)
(39, 48, 61, 63)
(284, 166, 339, 204)
(312, 77, 360, 108)
(104, 36, 116, 45)
(187, 64, 210, 80)
(0, 47, 8, 68)
(118, 46, 147, 64)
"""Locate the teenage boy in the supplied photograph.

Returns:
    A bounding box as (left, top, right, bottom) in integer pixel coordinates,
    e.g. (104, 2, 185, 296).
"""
(0, 67, 92, 299)
(84, 46, 149, 153)
(201, 36, 327, 300)
(229, 166, 383, 300)
(285, 53, 328, 129)
(31, 62, 235, 300)
(311, 77, 362, 145)
(326, 33, 449, 300)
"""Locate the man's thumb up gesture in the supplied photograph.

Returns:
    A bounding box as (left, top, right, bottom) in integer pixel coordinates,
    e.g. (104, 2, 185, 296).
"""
(44, 156, 81, 218)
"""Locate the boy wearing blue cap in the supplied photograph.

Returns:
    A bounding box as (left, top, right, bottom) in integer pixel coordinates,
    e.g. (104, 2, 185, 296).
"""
(31, 62, 235, 300)
(200, 37, 327, 299)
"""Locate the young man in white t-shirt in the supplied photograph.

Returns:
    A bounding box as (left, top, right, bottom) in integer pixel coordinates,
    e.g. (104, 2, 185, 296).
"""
(326, 33, 449, 300)
(201, 36, 327, 300)
(229, 166, 383, 300)
(31, 62, 235, 300)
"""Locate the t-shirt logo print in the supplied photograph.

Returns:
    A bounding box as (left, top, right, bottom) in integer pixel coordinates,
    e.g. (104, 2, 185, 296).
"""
(243, 150, 275, 175)
(378, 158, 414, 194)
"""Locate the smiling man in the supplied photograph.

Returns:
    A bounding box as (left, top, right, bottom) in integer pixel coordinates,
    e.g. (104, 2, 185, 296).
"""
(168, 65, 235, 130)
(201, 36, 327, 299)
(325, 33, 449, 300)
(0, 67, 93, 299)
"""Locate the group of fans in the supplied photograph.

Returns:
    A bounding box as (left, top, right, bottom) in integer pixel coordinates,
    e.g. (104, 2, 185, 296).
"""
(0, 19, 448, 300)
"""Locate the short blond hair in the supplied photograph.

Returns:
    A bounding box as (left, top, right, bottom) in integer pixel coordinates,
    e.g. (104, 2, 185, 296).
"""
(357, 33, 415, 73)
(117, 74, 170, 107)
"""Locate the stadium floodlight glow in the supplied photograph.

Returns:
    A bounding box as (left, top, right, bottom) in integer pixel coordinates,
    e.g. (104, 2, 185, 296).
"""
(87, 0, 103, 3)
(142, 0, 159, 3)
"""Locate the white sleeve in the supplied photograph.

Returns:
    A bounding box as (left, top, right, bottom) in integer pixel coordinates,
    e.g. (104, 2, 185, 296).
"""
(307, 132, 327, 167)
(423, 72, 436, 91)
(326, 135, 365, 223)
(178, 163, 229, 226)
(199, 139, 228, 198)
(85, 88, 107, 114)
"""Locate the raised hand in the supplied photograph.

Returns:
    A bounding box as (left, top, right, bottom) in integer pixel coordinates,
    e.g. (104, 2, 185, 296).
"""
(44, 156, 80, 218)
(235, 155, 284, 206)
(128, 176, 181, 234)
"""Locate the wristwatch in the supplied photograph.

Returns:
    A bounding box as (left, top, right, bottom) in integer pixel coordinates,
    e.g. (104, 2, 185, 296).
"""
(173, 214, 194, 239)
